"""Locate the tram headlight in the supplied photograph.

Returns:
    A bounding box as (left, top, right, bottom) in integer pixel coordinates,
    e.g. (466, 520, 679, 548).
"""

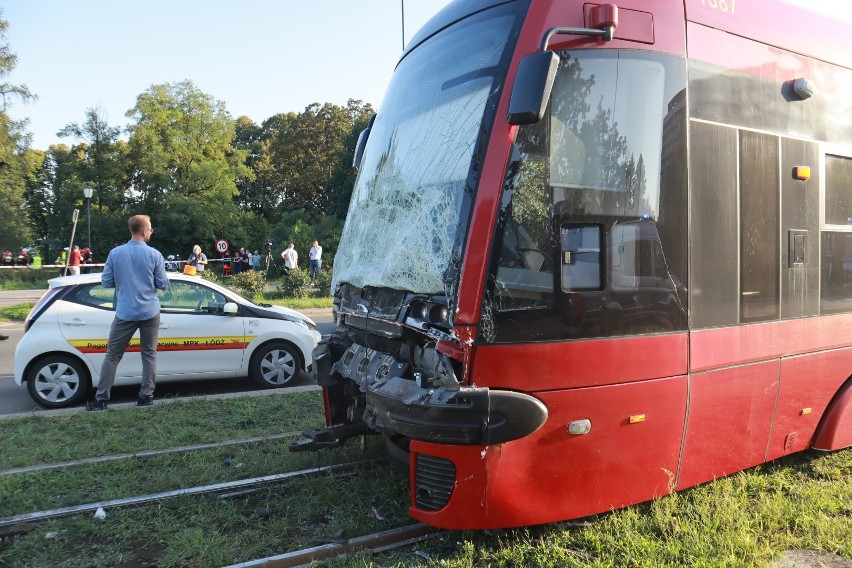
(430, 304, 449, 324)
(415, 302, 429, 320)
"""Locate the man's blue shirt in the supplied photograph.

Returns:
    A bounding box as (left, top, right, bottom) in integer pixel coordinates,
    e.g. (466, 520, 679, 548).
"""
(101, 240, 168, 321)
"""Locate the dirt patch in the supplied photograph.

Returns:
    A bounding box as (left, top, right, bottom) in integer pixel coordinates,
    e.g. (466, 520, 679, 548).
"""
(773, 550, 852, 567)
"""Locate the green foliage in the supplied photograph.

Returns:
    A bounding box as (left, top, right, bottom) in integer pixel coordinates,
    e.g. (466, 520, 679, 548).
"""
(276, 267, 311, 298)
(0, 111, 34, 252)
(312, 262, 333, 297)
(0, 267, 50, 289)
(236, 99, 374, 222)
(125, 80, 254, 255)
(226, 269, 267, 298)
(3, 15, 368, 279)
(0, 301, 33, 320)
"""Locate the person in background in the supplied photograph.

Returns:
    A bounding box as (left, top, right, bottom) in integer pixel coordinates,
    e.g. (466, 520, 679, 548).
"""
(309, 239, 322, 285)
(240, 248, 252, 272)
(188, 245, 207, 273)
(68, 245, 82, 276)
(81, 247, 93, 274)
(55, 248, 68, 276)
(233, 248, 243, 275)
(252, 251, 261, 271)
(87, 215, 168, 411)
(281, 243, 298, 269)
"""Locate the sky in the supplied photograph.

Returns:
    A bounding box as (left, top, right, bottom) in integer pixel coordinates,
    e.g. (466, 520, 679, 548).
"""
(2, 1, 453, 150)
(2, 0, 851, 151)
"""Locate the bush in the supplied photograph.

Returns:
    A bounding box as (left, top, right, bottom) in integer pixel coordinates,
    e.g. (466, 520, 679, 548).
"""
(277, 267, 311, 298)
(199, 269, 223, 286)
(311, 266, 333, 298)
(0, 267, 54, 290)
(227, 270, 267, 298)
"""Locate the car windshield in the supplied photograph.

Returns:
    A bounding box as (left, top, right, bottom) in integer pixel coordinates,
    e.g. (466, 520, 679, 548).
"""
(331, 4, 518, 295)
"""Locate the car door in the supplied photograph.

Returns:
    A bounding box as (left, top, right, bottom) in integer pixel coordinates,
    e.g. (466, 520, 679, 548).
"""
(54, 282, 144, 380)
(155, 280, 246, 377)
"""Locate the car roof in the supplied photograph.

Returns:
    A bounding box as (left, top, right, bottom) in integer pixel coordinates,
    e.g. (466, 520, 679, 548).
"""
(47, 272, 212, 289)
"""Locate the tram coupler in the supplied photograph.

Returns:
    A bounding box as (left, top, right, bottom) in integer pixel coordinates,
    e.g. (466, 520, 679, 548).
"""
(289, 422, 373, 452)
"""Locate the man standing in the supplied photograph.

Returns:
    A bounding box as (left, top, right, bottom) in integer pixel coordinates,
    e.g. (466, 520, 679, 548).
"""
(87, 215, 168, 410)
(281, 243, 298, 269)
(309, 240, 322, 285)
(68, 245, 82, 276)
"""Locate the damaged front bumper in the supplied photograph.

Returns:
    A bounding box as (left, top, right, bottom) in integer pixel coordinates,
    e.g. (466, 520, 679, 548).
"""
(294, 332, 548, 452)
(363, 376, 548, 445)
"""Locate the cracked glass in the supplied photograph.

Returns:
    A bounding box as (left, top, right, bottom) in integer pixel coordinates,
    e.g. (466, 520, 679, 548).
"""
(332, 7, 517, 294)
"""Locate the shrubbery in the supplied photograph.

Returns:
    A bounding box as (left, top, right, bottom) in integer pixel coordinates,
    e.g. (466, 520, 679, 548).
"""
(0, 267, 56, 290)
(226, 270, 267, 299)
(276, 267, 312, 298)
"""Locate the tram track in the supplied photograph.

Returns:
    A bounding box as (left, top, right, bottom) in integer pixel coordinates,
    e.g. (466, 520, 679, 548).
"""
(0, 459, 380, 529)
(0, 430, 304, 477)
(223, 523, 440, 567)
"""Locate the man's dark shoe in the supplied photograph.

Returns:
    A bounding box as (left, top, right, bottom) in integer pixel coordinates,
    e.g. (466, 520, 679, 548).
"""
(86, 399, 108, 411)
(0, 333, 9, 341)
(137, 395, 154, 407)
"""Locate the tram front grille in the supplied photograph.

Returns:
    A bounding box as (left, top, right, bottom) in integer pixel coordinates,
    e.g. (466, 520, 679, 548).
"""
(414, 455, 456, 511)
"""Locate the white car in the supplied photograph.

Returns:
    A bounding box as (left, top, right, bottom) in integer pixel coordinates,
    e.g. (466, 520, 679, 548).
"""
(15, 273, 322, 408)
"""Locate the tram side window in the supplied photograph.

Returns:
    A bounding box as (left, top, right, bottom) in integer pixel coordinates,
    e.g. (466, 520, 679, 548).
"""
(561, 224, 602, 290)
(822, 155, 852, 314)
(825, 155, 852, 225)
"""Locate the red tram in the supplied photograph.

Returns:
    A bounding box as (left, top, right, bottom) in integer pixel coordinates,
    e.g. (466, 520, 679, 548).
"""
(293, 0, 852, 528)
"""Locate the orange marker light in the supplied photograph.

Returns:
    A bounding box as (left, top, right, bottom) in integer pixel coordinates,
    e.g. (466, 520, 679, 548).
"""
(801, 408, 812, 415)
(629, 414, 646, 424)
(793, 166, 811, 180)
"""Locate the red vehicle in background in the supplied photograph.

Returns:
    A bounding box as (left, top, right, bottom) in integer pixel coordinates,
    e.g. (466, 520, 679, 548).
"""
(293, 0, 852, 529)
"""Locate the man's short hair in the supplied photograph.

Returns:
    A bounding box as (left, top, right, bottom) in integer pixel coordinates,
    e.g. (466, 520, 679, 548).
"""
(128, 215, 151, 235)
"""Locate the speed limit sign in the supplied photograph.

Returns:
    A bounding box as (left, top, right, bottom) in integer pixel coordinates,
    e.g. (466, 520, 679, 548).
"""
(215, 238, 230, 255)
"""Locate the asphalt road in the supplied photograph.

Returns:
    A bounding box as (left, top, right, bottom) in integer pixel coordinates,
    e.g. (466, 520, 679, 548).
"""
(0, 292, 335, 416)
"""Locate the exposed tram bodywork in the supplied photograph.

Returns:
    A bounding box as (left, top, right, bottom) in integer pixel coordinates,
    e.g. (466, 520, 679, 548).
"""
(293, 0, 852, 528)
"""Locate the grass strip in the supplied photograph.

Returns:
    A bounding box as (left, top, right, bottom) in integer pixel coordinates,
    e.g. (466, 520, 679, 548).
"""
(0, 302, 33, 321)
(0, 437, 384, 517)
(0, 456, 412, 567)
(0, 391, 325, 469)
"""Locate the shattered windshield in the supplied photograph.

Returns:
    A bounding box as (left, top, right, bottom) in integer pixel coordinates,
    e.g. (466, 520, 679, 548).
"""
(332, 5, 517, 294)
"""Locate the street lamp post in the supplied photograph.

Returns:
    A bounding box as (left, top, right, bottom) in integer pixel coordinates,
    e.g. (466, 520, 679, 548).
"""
(82, 186, 93, 249)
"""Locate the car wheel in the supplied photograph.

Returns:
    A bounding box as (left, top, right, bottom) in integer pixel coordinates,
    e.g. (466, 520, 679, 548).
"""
(250, 342, 301, 388)
(26, 355, 91, 408)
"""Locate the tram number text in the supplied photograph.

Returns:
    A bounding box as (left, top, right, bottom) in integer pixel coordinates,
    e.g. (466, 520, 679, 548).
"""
(700, 0, 736, 15)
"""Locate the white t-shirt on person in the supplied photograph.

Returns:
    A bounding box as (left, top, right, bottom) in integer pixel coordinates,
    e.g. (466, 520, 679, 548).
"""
(281, 248, 298, 269)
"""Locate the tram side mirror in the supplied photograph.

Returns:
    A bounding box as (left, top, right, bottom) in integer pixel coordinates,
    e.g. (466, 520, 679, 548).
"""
(352, 114, 376, 173)
(507, 51, 559, 125)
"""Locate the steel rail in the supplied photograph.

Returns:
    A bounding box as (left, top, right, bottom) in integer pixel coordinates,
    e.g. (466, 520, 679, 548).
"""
(0, 459, 379, 529)
(0, 431, 303, 477)
(222, 523, 439, 568)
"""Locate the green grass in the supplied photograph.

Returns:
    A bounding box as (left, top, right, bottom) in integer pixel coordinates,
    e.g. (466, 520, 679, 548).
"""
(0, 302, 34, 321)
(262, 296, 333, 311)
(0, 393, 848, 567)
(0, 393, 325, 468)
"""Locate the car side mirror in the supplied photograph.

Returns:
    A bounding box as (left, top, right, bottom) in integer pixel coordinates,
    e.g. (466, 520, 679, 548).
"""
(223, 302, 238, 315)
(507, 51, 559, 125)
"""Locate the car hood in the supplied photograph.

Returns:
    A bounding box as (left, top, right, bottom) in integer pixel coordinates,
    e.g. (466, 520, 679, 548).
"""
(249, 303, 317, 328)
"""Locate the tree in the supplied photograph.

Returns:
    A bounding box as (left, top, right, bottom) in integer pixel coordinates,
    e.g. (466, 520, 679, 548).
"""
(57, 107, 129, 208)
(0, 10, 34, 112)
(125, 80, 254, 255)
(0, 9, 34, 251)
(255, 100, 374, 220)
